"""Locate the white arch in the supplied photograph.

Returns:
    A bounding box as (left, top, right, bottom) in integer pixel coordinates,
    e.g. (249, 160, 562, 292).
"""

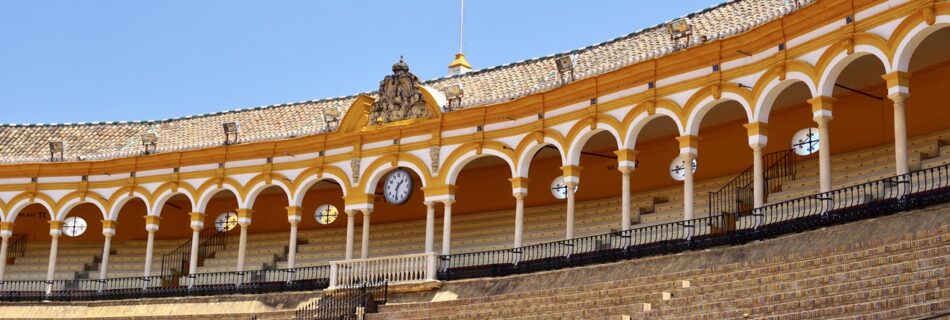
(195, 184, 243, 213)
(753, 73, 817, 123)
(291, 172, 348, 207)
(362, 161, 429, 195)
(622, 110, 685, 150)
(893, 19, 950, 72)
(444, 149, 516, 186)
(515, 137, 566, 178)
(107, 192, 151, 221)
(685, 93, 754, 136)
(56, 197, 108, 221)
(243, 180, 293, 209)
(152, 188, 196, 217)
(565, 123, 623, 167)
(5, 197, 56, 223)
(817, 47, 891, 97)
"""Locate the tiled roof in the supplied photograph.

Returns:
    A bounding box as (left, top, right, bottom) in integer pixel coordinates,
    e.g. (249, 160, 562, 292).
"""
(0, 0, 806, 163)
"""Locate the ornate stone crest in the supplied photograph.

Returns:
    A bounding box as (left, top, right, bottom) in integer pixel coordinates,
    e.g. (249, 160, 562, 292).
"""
(369, 57, 431, 125)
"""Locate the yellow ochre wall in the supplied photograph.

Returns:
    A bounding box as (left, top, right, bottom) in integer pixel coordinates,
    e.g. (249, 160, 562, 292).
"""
(13, 60, 950, 244)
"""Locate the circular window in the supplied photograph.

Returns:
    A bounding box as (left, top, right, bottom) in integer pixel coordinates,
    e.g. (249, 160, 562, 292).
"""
(314, 204, 339, 225)
(214, 212, 238, 232)
(62, 216, 87, 237)
(550, 176, 578, 199)
(792, 128, 820, 156)
(669, 155, 698, 181)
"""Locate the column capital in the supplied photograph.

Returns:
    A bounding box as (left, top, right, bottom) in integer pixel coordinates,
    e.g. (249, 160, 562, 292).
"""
(882, 71, 911, 96)
(887, 92, 908, 104)
(614, 149, 639, 170)
(807, 96, 835, 120)
(509, 177, 530, 196)
(0, 221, 14, 238)
(360, 208, 374, 216)
(285, 206, 303, 224)
(440, 199, 456, 206)
(343, 193, 376, 213)
(559, 165, 582, 185)
(49, 219, 63, 237)
(235, 208, 254, 226)
(744, 122, 769, 149)
(144, 215, 161, 232)
(101, 219, 117, 237)
(676, 135, 700, 157)
(423, 184, 456, 203)
(188, 212, 205, 230)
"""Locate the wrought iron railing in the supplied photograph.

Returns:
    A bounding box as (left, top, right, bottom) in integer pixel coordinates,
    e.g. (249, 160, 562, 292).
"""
(294, 280, 388, 320)
(439, 163, 950, 281)
(8, 234, 28, 259)
(0, 265, 330, 302)
(0, 164, 948, 302)
(159, 227, 228, 278)
(708, 149, 797, 216)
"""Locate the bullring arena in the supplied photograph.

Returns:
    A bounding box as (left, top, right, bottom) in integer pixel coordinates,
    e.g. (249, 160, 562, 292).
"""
(1, 0, 949, 319)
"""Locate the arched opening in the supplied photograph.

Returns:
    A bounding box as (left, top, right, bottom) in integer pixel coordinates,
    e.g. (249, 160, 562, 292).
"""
(370, 167, 426, 224)
(193, 189, 240, 274)
(628, 116, 682, 225)
(3, 203, 52, 280)
(905, 26, 950, 142)
(572, 130, 623, 236)
(451, 155, 514, 252)
(288, 179, 347, 268)
(247, 185, 290, 234)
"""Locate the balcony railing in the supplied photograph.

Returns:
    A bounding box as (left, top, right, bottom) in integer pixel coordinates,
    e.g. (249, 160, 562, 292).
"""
(329, 252, 437, 290)
(438, 163, 950, 280)
(0, 163, 947, 302)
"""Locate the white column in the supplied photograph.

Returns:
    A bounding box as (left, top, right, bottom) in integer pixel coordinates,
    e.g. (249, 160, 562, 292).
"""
(187, 212, 204, 288)
(142, 215, 160, 286)
(424, 201, 436, 253)
(187, 226, 200, 288)
(809, 96, 835, 194)
(565, 181, 577, 239)
(287, 221, 299, 269)
(751, 144, 765, 208)
(619, 167, 633, 230)
(97, 225, 115, 290)
(360, 209, 372, 259)
(236, 223, 249, 273)
(142, 229, 156, 281)
(441, 200, 454, 255)
(682, 153, 696, 221)
(45, 220, 64, 294)
(0, 222, 13, 282)
(815, 116, 833, 193)
(344, 210, 356, 260)
(513, 192, 526, 248)
(890, 93, 909, 176)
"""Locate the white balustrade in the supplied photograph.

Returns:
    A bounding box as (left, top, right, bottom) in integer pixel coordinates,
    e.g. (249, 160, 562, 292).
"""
(328, 252, 438, 289)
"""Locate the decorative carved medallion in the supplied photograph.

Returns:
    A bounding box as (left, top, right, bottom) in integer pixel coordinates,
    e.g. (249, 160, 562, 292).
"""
(429, 146, 440, 174)
(369, 57, 431, 125)
(350, 158, 361, 184)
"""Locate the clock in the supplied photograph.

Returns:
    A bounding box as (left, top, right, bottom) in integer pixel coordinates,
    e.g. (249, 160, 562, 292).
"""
(383, 169, 413, 205)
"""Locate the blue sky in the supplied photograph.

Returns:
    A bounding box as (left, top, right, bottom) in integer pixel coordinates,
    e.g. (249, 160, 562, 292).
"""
(0, 0, 721, 124)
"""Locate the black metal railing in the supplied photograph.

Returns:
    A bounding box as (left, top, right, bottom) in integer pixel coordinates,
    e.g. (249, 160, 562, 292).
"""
(0, 265, 330, 302)
(1, 164, 948, 303)
(439, 163, 950, 281)
(8, 234, 28, 260)
(294, 280, 388, 320)
(159, 227, 228, 279)
(708, 149, 797, 216)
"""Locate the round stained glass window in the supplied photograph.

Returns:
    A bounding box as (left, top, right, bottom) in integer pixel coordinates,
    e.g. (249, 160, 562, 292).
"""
(62, 216, 87, 237)
(315, 204, 339, 225)
(550, 176, 578, 199)
(215, 212, 238, 232)
(792, 128, 820, 156)
(669, 155, 698, 181)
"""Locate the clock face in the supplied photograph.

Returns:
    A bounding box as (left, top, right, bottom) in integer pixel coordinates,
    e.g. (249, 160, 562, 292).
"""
(383, 169, 413, 205)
